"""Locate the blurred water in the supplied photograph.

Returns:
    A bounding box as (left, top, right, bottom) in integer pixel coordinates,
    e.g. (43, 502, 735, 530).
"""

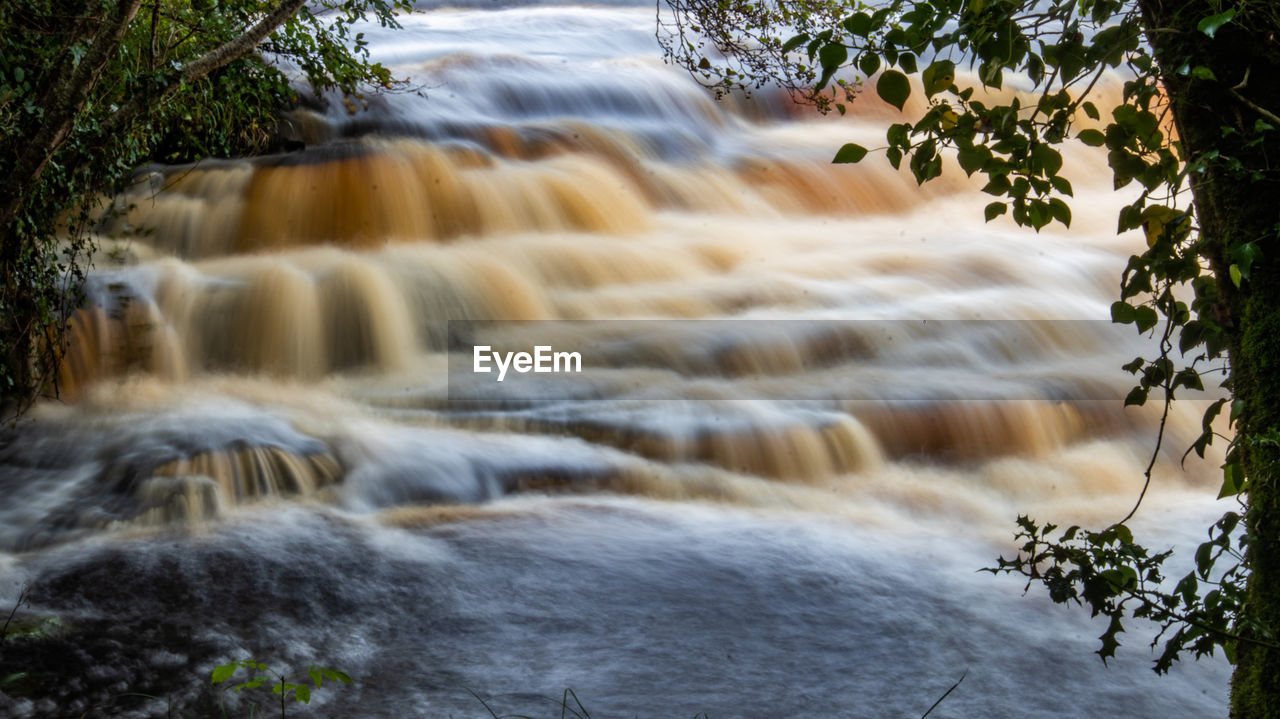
(0, 2, 1231, 717)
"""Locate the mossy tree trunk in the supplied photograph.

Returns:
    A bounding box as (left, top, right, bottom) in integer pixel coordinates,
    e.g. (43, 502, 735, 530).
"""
(0, 0, 320, 415)
(1140, 1, 1280, 714)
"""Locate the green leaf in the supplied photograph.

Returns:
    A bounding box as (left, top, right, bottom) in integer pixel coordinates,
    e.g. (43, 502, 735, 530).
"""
(979, 58, 1003, 89)
(781, 34, 810, 54)
(1082, 101, 1100, 120)
(1135, 305, 1159, 333)
(697, 57, 711, 70)
(1230, 263, 1243, 287)
(1191, 65, 1217, 81)
(1180, 320, 1205, 354)
(1197, 9, 1236, 38)
(1033, 144, 1063, 177)
(1111, 301, 1136, 324)
(833, 143, 869, 164)
(1078, 129, 1106, 146)
(876, 70, 911, 111)
(1049, 198, 1071, 227)
(922, 60, 955, 98)
(212, 664, 238, 684)
(13, 67, 24, 84)
(295, 685, 311, 703)
(819, 43, 848, 71)
(1124, 386, 1148, 407)
(981, 174, 1011, 195)
(1175, 368, 1205, 392)
(957, 145, 990, 176)
(984, 202, 1007, 221)
(1219, 461, 1244, 498)
(310, 667, 323, 687)
(1234, 242, 1261, 274)
(1097, 615, 1124, 662)
(1114, 524, 1134, 545)
(322, 669, 353, 683)
(859, 53, 880, 76)
(842, 12, 872, 37)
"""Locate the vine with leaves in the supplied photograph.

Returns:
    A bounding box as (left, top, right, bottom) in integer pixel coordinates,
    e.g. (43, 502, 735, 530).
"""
(658, 0, 1280, 698)
(0, 0, 413, 419)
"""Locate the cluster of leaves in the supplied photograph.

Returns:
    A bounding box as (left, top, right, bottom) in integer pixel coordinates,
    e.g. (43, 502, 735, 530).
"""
(660, 0, 1280, 675)
(0, 0, 411, 416)
(212, 658, 352, 716)
(988, 513, 1264, 672)
(661, 0, 1141, 230)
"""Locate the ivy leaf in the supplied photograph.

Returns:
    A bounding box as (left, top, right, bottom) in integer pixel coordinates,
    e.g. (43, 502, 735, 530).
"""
(1125, 386, 1149, 407)
(1134, 305, 1159, 333)
(833, 143, 868, 164)
(1233, 241, 1260, 278)
(1175, 368, 1204, 392)
(984, 201, 1007, 221)
(1111, 301, 1136, 324)
(1197, 9, 1236, 38)
(1219, 461, 1245, 498)
(876, 70, 911, 111)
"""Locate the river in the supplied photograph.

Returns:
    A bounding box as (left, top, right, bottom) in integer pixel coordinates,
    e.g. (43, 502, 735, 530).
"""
(0, 2, 1230, 717)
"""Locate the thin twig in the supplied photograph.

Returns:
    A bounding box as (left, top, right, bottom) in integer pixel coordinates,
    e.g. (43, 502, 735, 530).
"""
(1229, 88, 1280, 127)
(1115, 291, 1179, 527)
(0, 584, 31, 642)
(920, 670, 967, 719)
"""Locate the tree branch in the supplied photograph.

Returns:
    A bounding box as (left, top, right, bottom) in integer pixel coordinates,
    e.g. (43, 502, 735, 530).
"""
(182, 0, 308, 85)
(1230, 88, 1280, 128)
(100, 0, 309, 144)
(0, 0, 144, 235)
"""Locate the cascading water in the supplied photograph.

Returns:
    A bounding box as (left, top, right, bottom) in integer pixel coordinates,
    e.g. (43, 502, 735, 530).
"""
(0, 2, 1231, 717)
